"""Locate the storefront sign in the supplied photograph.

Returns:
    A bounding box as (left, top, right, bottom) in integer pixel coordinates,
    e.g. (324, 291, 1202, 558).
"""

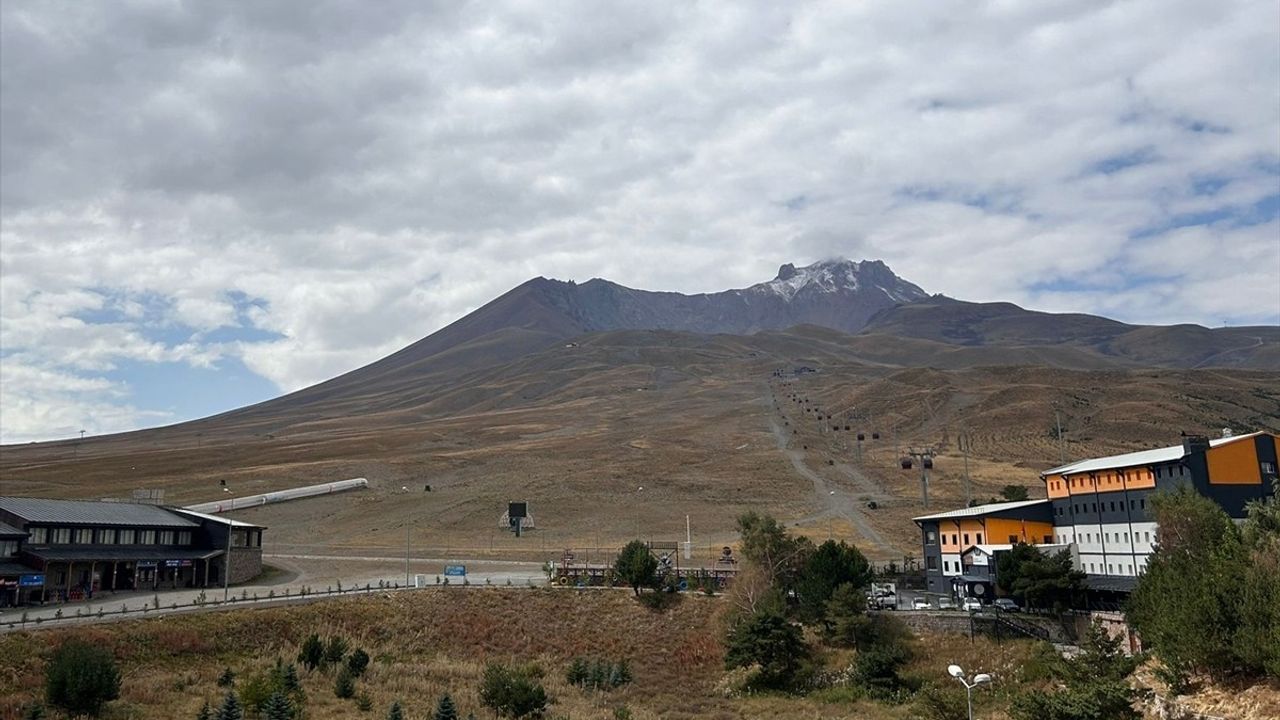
(444, 565, 467, 577)
(164, 559, 193, 568)
(19, 574, 44, 587)
(0, 578, 16, 588)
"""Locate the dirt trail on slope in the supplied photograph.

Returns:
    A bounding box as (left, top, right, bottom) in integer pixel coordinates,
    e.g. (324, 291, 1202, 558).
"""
(764, 401, 896, 557)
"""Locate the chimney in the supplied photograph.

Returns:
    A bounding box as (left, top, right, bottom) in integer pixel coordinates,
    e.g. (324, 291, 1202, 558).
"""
(1182, 433, 1210, 456)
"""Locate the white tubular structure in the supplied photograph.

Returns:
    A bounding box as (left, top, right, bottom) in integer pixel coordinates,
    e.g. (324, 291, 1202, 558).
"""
(184, 478, 369, 514)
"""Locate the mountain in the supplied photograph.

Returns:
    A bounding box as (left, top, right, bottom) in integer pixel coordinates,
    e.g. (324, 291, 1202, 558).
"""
(861, 296, 1280, 369)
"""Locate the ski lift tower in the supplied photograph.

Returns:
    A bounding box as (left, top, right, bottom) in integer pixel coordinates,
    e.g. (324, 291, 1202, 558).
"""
(900, 447, 937, 509)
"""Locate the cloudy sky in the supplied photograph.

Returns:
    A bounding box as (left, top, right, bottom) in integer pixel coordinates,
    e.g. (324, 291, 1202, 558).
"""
(2, 1, 1278, 443)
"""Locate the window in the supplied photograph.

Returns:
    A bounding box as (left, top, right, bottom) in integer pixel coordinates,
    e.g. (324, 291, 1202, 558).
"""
(1044, 535, 1052, 544)
(1108, 564, 1114, 574)
(952, 534, 958, 545)
(71, 528, 92, 544)
(1145, 531, 1151, 542)
(178, 531, 192, 546)
(963, 533, 970, 545)
(139, 530, 156, 545)
(1008, 534, 1018, 544)
(976, 533, 983, 544)
(1110, 501, 1116, 512)
(158, 530, 175, 545)
(1123, 533, 1129, 542)
(29, 527, 48, 544)
(1092, 503, 1098, 513)
(99, 529, 116, 545)
(0, 540, 16, 556)
(52, 528, 71, 544)
(118, 529, 136, 544)
(1090, 563, 1096, 572)
(1140, 499, 1146, 509)
(927, 557, 938, 570)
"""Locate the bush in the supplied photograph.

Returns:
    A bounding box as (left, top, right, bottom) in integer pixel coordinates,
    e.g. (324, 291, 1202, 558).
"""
(334, 668, 356, 699)
(217, 667, 236, 687)
(1010, 621, 1141, 720)
(479, 662, 549, 718)
(566, 658, 632, 691)
(44, 639, 121, 717)
(914, 682, 968, 720)
(386, 701, 405, 720)
(239, 661, 305, 715)
(724, 609, 808, 691)
(215, 691, 243, 720)
(348, 648, 371, 677)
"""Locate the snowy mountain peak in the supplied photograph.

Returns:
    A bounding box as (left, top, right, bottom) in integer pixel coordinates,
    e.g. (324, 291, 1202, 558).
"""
(754, 259, 926, 302)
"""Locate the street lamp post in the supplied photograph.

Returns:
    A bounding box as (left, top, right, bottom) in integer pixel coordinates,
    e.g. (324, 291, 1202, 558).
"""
(947, 665, 991, 720)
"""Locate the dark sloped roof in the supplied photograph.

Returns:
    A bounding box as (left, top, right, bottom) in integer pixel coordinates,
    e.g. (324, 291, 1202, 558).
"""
(0, 560, 36, 576)
(0, 498, 198, 528)
(23, 547, 222, 562)
(0, 521, 27, 537)
(1085, 575, 1139, 593)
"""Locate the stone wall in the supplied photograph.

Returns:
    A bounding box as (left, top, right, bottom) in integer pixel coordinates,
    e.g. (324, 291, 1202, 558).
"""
(215, 547, 263, 585)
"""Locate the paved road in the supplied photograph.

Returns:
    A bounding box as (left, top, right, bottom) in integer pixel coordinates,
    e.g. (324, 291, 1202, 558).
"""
(0, 555, 547, 632)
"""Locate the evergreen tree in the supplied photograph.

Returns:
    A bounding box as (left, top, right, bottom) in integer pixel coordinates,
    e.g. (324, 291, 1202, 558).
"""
(195, 700, 212, 720)
(261, 691, 294, 720)
(565, 657, 588, 686)
(334, 667, 356, 699)
(324, 636, 349, 665)
(347, 648, 371, 677)
(281, 663, 302, 694)
(997, 543, 1085, 611)
(217, 667, 236, 687)
(724, 609, 808, 690)
(215, 691, 243, 720)
(613, 540, 659, 596)
(22, 703, 46, 720)
(1011, 621, 1141, 720)
(434, 692, 459, 720)
(298, 634, 324, 672)
(794, 539, 872, 622)
(386, 700, 405, 720)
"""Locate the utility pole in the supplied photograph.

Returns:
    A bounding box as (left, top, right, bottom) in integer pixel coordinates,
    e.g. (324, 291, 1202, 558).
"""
(404, 523, 410, 588)
(960, 430, 972, 506)
(223, 517, 233, 603)
(1055, 409, 1066, 465)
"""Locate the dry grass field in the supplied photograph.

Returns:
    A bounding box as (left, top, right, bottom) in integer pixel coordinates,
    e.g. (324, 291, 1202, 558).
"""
(0, 588, 1047, 720)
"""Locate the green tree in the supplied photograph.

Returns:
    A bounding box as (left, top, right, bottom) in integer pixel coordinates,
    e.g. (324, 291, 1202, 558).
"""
(736, 511, 814, 596)
(261, 691, 294, 720)
(334, 667, 356, 699)
(1011, 621, 1141, 720)
(347, 648, 371, 677)
(281, 663, 302, 694)
(22, 702, 46, 720)
(613, 540, 659, 596)
(217, 667, 236, 687)
(1127, 487, 1248, 686)
(298, 634, 324, 672)
(194, 702, 212, 720)
(794, 540, 872, 622)
(215, 691, 243, 720)
(387, 700, 405, 720)
(821, 582, 874, 649)
(997, 543, 1085, 611)
(1238, 478, 1280, 677)
(478, 662, 548, 718)
(44, 639, 122, 717)
(565, 658, 589, 686)
(1000, 484, 1030, 501)
(324, 636, 349, 666)
(724, 609, 808, 691)
(434, 692, 459, 720)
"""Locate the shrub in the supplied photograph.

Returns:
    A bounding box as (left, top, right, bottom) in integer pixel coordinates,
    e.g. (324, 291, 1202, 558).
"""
(217, 667, 236, 687)
(479, 662, 549, 718)
(195, 701, 212, 720)
(21, 703, 46, 720)
(1010, 621, 1141, 720)
(348, 648, 371, 677)
(215, 690, 243, 720)
(914, 682, 968, 720)
(334, 667, 357, 699)
(386, 701, 405, 720)
(44, 639, 121, 717)
(356, 693, 374, 711)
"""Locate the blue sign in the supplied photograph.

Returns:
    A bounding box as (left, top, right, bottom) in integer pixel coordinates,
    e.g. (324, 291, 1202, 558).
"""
(19, 574, 44, 587)
(443, 565, 466, 577)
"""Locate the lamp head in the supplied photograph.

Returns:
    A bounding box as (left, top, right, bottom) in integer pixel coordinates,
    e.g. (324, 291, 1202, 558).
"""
(974, 673, 992, 685)
(947, 664, 964, 679)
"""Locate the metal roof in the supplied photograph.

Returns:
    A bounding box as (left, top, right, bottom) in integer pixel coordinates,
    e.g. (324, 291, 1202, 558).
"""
(169, 508, 264, 529)
(0, 560, 35, 576)
(0, 497, 199, 528)
(0, 521, 27, 537)
(1041, 432, 1265, 477)
(913, 499, 1051, 523)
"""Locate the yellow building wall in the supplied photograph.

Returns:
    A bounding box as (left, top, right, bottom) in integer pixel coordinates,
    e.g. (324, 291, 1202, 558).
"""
(1207, 435, 1266, 485)
(986, 518, 1054, 545)
(1044, 473, 1069, 499)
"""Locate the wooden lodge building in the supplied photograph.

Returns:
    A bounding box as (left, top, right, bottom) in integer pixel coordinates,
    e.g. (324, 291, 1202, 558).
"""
(0, 497, 264, 607)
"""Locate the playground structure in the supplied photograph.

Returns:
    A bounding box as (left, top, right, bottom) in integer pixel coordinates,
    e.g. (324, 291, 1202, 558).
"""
(553, 542, 739, 590)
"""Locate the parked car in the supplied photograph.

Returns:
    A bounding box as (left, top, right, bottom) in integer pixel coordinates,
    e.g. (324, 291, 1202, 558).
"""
(869, 592, 897, 610)
(912, 597, 931, 610)
(962, 598, 983, 612)
(994, 598, 1020, 612)
(937, 597, 956, 610)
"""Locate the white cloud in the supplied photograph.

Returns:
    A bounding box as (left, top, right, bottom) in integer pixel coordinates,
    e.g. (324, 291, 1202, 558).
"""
(1, 0, 1277, 441)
